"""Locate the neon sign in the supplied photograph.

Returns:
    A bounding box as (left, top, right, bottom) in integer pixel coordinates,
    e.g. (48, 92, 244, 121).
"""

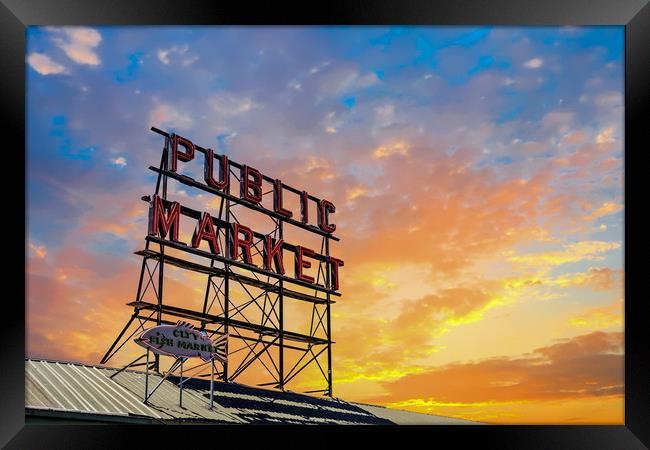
(146, 132, 344, 292)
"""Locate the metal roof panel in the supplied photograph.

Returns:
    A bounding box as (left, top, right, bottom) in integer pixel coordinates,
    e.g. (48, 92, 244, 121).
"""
(25, 359, 479, 425)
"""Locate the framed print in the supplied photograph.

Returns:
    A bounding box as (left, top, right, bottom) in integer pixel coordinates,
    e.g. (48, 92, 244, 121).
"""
(2, 0, 648, 447)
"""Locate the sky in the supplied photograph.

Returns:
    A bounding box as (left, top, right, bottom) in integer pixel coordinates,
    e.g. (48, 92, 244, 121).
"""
(26, 26, 624, 424)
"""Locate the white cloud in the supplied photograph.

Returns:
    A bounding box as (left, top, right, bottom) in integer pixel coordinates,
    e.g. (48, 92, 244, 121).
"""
(375, 104, 396, 128)
(316, 65, 380, 97)
(28, 242, 47, 259)
(111, 156, 127, 167)
(27, 53, 68, 75)
(182, 55, 199, 67)
(322, 111, 343, 134)
(355, 72, 380, 89)
(209, 92, 259, 117)
(157, 49, 172, 64)
(594, 91, 622, 109)
(309, 60, 331, 74)
(157, 44, 198, 67)
(288, 79, 302, 91)
(596, 126, 615, 144)
(541, 111, 575, 132)
(523, 57, 544, 69)
(50, 27, 102, 66)
(150, 100, 193, 130)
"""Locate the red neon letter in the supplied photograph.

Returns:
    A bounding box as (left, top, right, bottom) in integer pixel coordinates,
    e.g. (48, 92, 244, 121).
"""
(170, 134, 195, 172)
(204, 149, 229, 190)
(273, 179, 293, 218)
(318, 199, 337, 233)
(192, 212, 220, 255)
(295, 246, 315, 284)
(148, 195, 181, 242)
(329, 256, 344, 291)
(231, 223, 254, 265)
(300, 190, 309, 224)
(264, 236, 285, 274)
(240, 165, 263, 204)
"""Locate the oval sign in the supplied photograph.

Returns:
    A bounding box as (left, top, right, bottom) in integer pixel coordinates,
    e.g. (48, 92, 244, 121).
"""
(135, 321, 227, 362)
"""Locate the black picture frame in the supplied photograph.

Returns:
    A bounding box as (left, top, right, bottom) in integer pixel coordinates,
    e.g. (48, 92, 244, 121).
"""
(3, 0, 648, 447)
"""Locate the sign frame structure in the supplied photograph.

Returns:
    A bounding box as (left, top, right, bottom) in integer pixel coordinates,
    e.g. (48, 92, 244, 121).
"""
(129, 321, 227, 408)
(101, 127, 341, 397)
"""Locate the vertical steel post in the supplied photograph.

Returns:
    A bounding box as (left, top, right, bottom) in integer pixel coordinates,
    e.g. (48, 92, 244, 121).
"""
(144, 349, 150, 402)
(210, 359, 214, 409)
(279, 219, 284, 390)
(325, 236, 332, 397)
(179, 358, 184, 408)
(156, 247, 164, 374)
(223, 174, 230, 382)
(155, 137, 169, 373)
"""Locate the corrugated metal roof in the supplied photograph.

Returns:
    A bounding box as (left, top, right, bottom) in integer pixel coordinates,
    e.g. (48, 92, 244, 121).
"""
(353, 403, 483, 425)
(27, 360, 180, 421)
(25, 359, 399, 424)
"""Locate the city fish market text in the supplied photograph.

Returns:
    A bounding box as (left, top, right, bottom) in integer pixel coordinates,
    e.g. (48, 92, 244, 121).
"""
(147, 132, 344, 292)
(136, 322, 227, 362)
(148, 332, 214, 351)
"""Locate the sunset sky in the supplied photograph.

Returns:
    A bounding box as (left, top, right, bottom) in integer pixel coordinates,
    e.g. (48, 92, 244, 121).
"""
(26, 26, 624, 424)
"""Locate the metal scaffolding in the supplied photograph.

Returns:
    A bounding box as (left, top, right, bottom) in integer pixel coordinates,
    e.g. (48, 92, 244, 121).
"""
(101, 128, 340, 396)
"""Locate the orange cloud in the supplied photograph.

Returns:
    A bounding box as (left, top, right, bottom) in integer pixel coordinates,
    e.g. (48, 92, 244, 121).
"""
(551, 267, 623, 291)
(28, 242, 47, 259)
(26, 244, 206, 368)
(369, 331, 623, 423)
(583, 201, 623, 221)
(345, 185, 370, 202)
(569, 299, 623, 329)
(595, 126, 615, 144)
(327, 281, 504, 386)
(372, 142, 409, 159)
(561, 130, 587, 144)
(508, 241, 620, 269)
